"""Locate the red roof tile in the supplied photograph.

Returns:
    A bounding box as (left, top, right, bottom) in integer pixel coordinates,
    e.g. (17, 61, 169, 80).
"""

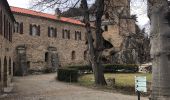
(10, 6, 84, 26)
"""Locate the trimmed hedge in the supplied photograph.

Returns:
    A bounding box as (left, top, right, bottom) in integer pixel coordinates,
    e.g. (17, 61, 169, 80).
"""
(67, 64, 138, 73)
(57, 68, 78, 82)
(104, 64, 138, 73)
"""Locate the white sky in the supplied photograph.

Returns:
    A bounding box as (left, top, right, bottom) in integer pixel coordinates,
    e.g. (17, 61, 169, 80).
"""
(7, 0, 149, 29)
(7, 0, 30, 8)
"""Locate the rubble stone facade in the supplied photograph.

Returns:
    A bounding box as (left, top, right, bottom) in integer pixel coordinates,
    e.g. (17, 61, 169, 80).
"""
(11, 7, 91, 75)
(0, 0, 15, 93)
(102, 0, 141, 64)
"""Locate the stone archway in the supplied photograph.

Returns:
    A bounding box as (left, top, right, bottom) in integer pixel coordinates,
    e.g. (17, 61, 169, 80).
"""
(3, 57, 7, 87)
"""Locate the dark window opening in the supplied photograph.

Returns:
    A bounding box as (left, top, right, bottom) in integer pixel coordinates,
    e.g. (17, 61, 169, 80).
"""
(105, 12, 109, 19)
(104, 25, 108, 31)
(45, 52, 48, 62)
(167, 54, 170, 61)
(9, 58, 11, 75)
(84, 51, 87, 60)
(71, 51, 76, 60)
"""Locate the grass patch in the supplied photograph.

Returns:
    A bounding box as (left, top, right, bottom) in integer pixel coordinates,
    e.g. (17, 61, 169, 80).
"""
(78, 73, 151, 94)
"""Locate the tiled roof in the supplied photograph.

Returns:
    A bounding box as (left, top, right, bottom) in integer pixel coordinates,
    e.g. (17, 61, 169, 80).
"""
(10, 6, 84, 26)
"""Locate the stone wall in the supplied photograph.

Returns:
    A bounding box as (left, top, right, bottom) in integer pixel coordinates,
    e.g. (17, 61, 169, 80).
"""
(12, 12, 91, 73)
(101, 0, 138, 64)
(0, 0, 14, 92)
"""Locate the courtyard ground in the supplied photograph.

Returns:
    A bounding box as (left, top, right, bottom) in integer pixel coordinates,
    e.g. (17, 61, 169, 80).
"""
(2, 73, 148, 100)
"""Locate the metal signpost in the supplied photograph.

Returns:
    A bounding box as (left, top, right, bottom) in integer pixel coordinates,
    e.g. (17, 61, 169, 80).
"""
(135, 76, 147, 100)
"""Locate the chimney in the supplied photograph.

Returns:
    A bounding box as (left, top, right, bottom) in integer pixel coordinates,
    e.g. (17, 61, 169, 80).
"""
(55, 8, 61, 18)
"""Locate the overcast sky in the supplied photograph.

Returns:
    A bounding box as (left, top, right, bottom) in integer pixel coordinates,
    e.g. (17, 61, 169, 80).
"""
(7, 0, 149, 29)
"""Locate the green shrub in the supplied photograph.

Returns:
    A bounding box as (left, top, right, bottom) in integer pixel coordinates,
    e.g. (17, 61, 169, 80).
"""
(57, 68, 78, 82)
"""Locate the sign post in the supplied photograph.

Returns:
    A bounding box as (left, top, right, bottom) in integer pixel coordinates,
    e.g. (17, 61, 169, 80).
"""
(135, 76, 147, 100)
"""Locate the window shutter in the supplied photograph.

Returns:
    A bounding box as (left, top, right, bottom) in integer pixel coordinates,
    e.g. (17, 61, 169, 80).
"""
(68, 30, 70, 39)
(30, 24, 32, 35)
(0, 11, 2, 34)
(48, 27, 50, 37)
(75, 31, 77, 40)
(38, 25, 40, 36)
(54, 28, 57, 38)
(20, 22, 23, 34)
(79, 32, 81, 40)
(62, 29, 65, 38)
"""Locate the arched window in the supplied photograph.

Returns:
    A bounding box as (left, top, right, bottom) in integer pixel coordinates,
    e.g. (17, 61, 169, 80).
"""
(71, 51, 76, 60)
(9, 58, 11, 75)
(45, 52, 48, 62)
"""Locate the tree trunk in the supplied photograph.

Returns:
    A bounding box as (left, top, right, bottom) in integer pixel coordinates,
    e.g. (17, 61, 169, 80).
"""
(93, 0, 106, 85)
(148, 0, 170, 99)
(81, 0, 106, 85)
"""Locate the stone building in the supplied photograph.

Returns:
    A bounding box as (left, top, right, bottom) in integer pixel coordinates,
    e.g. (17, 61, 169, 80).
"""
(11, 7, 92, 75)
(0, 0, 15, 93)
(102, 0, 150, 64)
(61, 0, 148, 64)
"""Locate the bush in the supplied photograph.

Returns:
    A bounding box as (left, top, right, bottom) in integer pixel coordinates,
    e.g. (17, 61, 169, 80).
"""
(57, 68, 78, 82)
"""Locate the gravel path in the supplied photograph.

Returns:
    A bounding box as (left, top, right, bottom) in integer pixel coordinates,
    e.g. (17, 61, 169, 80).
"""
(3, 73, 148, 100)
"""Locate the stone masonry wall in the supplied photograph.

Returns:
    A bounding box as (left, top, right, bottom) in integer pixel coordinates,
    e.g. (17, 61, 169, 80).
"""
(0, 1, 14, 91)
(12, 13, 91, 72)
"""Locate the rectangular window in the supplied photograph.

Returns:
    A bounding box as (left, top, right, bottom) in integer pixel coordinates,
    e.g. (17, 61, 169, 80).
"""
(48, 27, 57, 38)
(75, 31, 81, 40)
(63, 29, 71, 39)
(30, 24, 40, 36)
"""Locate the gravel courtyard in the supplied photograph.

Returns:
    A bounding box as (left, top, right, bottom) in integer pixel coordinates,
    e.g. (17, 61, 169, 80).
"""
(2, 73, 148, 100)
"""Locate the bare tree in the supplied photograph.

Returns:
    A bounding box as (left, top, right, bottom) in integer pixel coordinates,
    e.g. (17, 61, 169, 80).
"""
(148, 0, 170, 99)
(81, 0, 106, 85)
